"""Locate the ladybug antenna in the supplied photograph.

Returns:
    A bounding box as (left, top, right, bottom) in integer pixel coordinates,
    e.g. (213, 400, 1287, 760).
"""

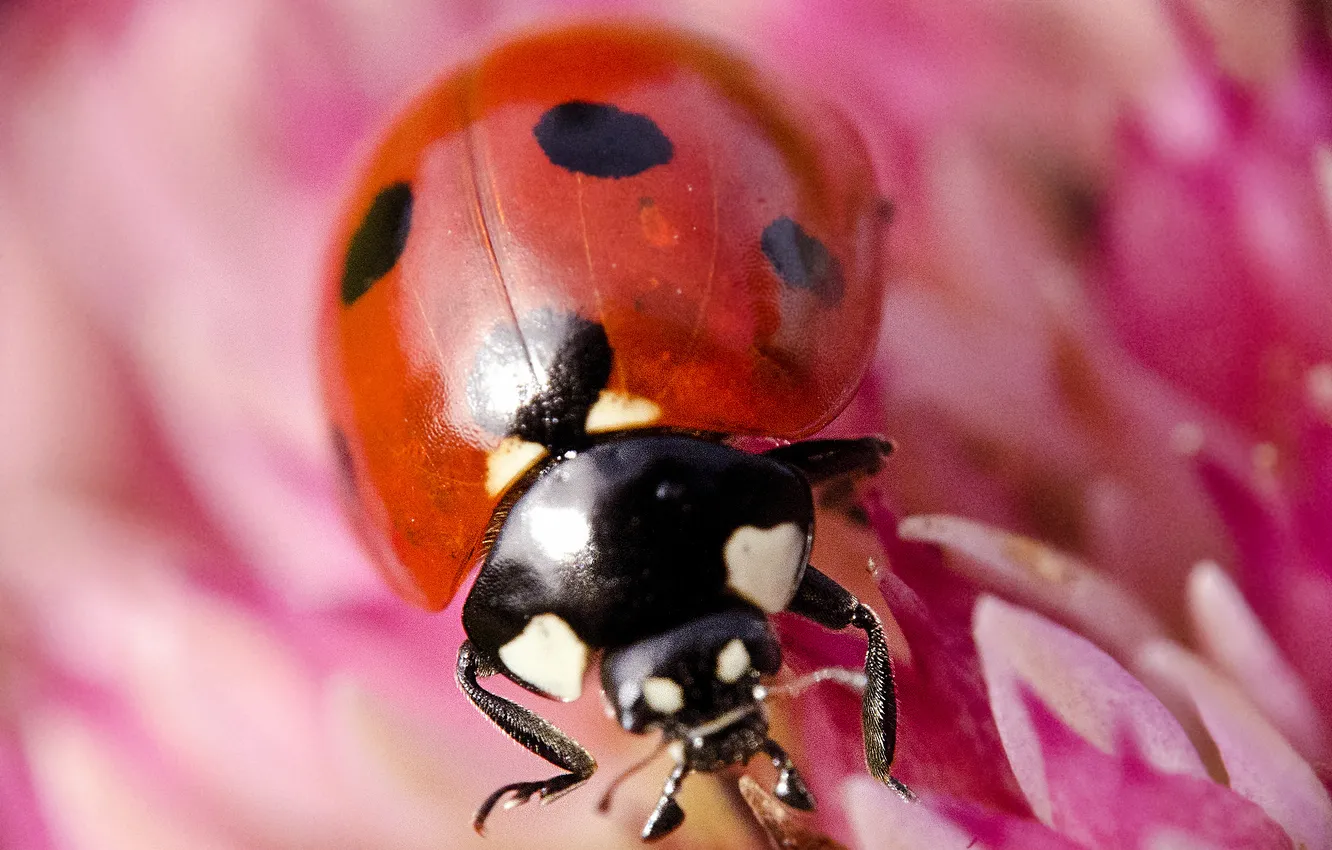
(678, 666, 869, 745)
(754, 667, 867, 703)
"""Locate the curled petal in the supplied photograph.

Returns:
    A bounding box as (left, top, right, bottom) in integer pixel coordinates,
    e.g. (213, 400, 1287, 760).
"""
(1016, 689, 1293, 849)
(974, 596, 1205, 825)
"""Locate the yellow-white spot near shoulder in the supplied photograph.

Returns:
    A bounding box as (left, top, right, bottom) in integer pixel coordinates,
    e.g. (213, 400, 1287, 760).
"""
(585, 390, 662, 434)
(724, 522, 806, 613)
(498, 613, 588, 702)
(486, 436, 548, 496)
(715, 639, 751, 683)
(642, 677, 685, 714)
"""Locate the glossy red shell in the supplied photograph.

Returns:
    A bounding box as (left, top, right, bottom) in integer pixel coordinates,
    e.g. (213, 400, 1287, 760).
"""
(322, 24, 886, 611)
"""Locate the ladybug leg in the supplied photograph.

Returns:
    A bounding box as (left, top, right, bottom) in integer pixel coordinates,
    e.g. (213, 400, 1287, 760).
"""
(641, 762, 690, 841)
(759, 739, 815, 810)
(763, 437, 893, 485)
(786, 565, 914, 800)
(456, 641, 598, 833)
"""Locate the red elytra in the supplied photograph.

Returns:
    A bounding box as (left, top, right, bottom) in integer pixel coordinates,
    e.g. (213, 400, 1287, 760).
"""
(322, 24, 886, 612)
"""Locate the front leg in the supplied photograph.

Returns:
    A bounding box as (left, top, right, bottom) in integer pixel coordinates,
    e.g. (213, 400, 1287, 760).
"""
(456, 641, 598, 832)
(787, 566, 914, 800)
(763, 436, 893, 485)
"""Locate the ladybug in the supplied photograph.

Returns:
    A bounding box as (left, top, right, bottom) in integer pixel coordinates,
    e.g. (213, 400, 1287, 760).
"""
(322, 23, 910, 841)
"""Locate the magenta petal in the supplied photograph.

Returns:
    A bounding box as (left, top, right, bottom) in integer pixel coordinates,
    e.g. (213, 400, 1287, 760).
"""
(898, 514, 1167, 665)
(1139, 641, 1332, 850)
(1193, 449, 1332, 731)
(842, 777, 1081, 850)
(1093, 1, 1332, 441)
(927, 797, 1098, 850)
(975, 596, 1205, 825)
(859, 498, 1029, 812)
(0, 727, 54, 850)
(843, 776, 973, 850)
(1021, 689, 1293, 849)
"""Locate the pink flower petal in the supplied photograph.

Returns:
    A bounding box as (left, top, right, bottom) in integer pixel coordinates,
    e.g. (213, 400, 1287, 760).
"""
(974, 596, 1205, 825)
(25, 711, 236, 850)
(1193, 448, 1332, 732)
(843, 776, 970, 850)
(899, 514, 1166, 665)
(1018, 689, 1293, 849)
(1186, 560, 1327, 759)
(1138, 641, 1332, 850)
(1093, 0, 1332, 443)
(860, 498, 1030, 812)
(843, 776, 1085, 850)
(0, 726, 55, 850)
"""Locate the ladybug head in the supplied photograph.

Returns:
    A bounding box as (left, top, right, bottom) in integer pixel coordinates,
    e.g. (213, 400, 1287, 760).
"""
(600, 606, 782, 737)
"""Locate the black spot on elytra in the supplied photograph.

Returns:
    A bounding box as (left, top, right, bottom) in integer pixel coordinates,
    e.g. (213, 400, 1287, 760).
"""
(466, 310, 613, 451)
(760, 216, 845, 305)
(534, 101, 673, 179)
(341, 182, 413, 305)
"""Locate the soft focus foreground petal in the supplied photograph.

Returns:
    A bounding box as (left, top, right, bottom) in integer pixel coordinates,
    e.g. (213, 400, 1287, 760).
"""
(0, 726, 55, 850)
(898, 514, 1166, 666)
(1, 0, 376, 609)
(974, 597, 1205, 825)
(1297, 361, 1332, 573)
(1139, 641, 1332, 850)
(1017, 691, 1293, 849)
(843, 777, 1082, 850)
(1140, 832, 1225, 850)
(1, 500, 368, 846)
(1186, 560, 1327, 760)
(0, 494, 698, 849)
(25, 711, 235, 850)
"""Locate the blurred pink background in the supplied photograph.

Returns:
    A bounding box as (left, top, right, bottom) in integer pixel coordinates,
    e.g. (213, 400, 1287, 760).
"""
(2, 1, 1329, 848)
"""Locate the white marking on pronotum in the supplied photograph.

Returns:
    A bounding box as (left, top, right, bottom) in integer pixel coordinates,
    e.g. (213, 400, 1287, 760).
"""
(485, 436, 548, 496)
(715, 638, 751, 683)
(584, 390, 662, 433)
(642, 676, 685, 714)
(498, 613, 589, 702)
(723, 522, 805, 612)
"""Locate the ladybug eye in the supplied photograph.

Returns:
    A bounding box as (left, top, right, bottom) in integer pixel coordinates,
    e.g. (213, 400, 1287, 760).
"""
(341, 182, 413, 305)
(760, 216, 845, 305)
(533, 101, 673, 179)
